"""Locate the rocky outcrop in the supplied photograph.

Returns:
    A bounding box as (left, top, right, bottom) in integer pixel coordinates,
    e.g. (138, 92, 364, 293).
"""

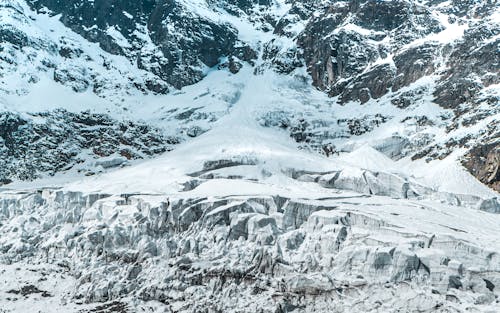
(392, 43, 438, 91)
(0, 110, 179, 183)
(434, 22, 499, 109)
(0, 0, 170, 98)
(26, 0, 259, 90)
(340, 63, 396, 103)
(280, 0, 499, 191)
(297, 0, 442, 102)
(1, 0, 498, 193)
(0, 2, 498, 311)
(298, 26, 380, 95)
(144, 0, 240, 88)
(463, 143, 500, 192)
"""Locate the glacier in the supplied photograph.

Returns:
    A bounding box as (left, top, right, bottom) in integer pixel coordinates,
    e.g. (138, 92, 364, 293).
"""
(0, 0, 499, 312)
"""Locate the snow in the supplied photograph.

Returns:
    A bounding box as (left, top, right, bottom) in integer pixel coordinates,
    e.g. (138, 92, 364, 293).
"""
(335, 145, 398, 172)
(0, 263, 82, 313)
(0, 1, 156, 116)
(0, 1, 500, 311)
(122, 11, 133, 19)
(106, 25, 132, 48)
(1, 76, 109, 113)
(4, 60, 495, 202)
(0, 0, 496, 219)
(492, 7, 500, 23)
(400, 153, 499, 199)
(175, 0, 286, 46)
(338, 23, 385, 37)
(408, 10, 469, 47)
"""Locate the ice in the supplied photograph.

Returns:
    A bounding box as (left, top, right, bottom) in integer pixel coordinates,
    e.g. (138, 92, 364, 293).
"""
(0, 0, 499, 311)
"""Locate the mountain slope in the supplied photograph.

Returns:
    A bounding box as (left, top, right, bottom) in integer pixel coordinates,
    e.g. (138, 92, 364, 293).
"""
(0, 0, 499, 312)
(0, 0, 498, 190)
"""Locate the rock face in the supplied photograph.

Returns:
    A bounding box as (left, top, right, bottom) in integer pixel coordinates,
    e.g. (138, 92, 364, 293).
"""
(0, 0, 166, 98)
(297, 0, 442, 99)
(434, 23, 500, 110)
(144, 0, 242, 88)
(0, 189, 499, 312)
(284, 0, 498, 186)
(0, 110, 178, 183)
(463, 143, 500, 192)
(25, 0, 259, 89)
(295, 0, 498, 108)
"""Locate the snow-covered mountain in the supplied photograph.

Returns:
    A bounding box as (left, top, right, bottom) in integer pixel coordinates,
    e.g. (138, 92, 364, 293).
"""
(0, 0, 499, 312)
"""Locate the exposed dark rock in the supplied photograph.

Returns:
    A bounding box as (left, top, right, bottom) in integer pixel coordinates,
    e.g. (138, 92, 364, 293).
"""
(0, 110, 178, 182)
(145, 79, 169, 94)
(434, 23, 499, 109)
(209, 0, 272, 15)
(89, 301, 129, 313)
(431, 0, 498, 18)
(448, 276, 463, 289)
(392, 43, 438, 91)
(483, 279, 495, 292)
(263, 40, 303, 74)
(355, 0, 437, 33)
(391, 87, 429, 109)
(341, 64, 396, 103)
(299, 27, 379, 94)
(298, 0, 442, 102)
(26, 0, 259, 90)
(146, 0, 238, 88)
(27, 0, 157, 54)
(338, 114, 388, 136)
(463, 143, 500, 192)
(290, 118, 312, 143)
(7, 285, 52, 297)
(53, 67, 90, 92)
(274, 0, 324, 37)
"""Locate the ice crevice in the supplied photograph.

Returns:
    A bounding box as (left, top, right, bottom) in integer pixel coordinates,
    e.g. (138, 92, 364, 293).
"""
(0, 186, 499, 312)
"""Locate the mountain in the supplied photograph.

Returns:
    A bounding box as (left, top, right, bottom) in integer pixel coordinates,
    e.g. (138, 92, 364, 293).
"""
(0, 0, 499, 312)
